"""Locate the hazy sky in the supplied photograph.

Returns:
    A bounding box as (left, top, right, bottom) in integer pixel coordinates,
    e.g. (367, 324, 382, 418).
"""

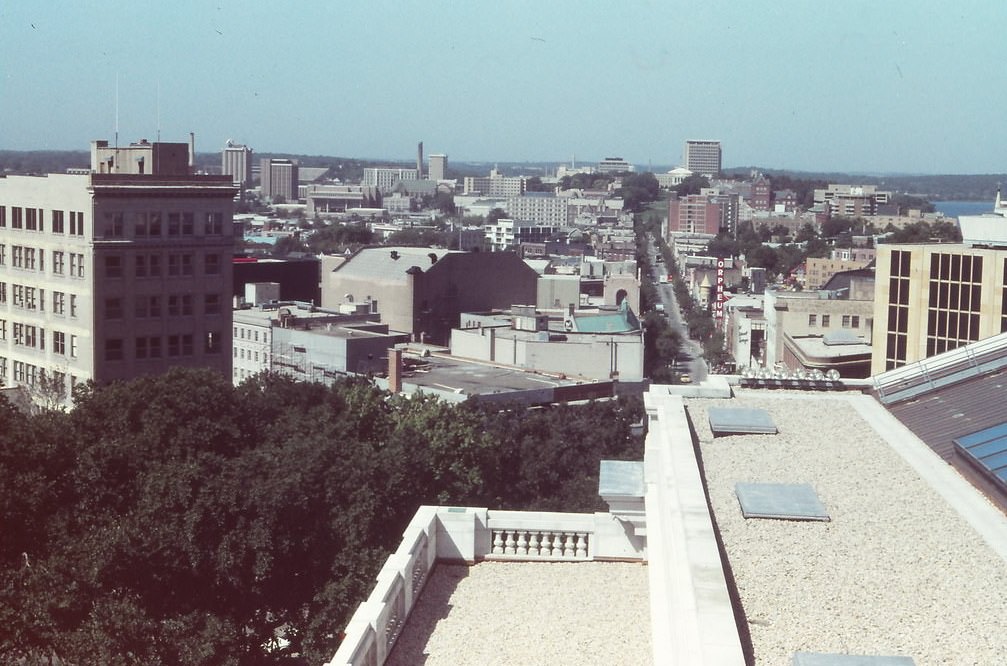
(2, 1, 1004, 174)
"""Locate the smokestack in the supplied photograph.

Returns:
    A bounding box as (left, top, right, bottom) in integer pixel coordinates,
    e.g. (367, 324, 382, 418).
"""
(388, 348, 403, 393)
(417, 141, 423, 178)
(188, 132, 195, 172)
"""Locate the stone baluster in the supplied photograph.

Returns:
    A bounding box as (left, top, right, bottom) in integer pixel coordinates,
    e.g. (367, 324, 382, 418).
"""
(575, 533, 588, 559)
(492, 530, 504, 555)
(516, 530, 528, 555)
(504, 530, 516, 555)
(563, 533, 575, 558)
(540, 531, 553, 557)
(528, 531, 541, 556)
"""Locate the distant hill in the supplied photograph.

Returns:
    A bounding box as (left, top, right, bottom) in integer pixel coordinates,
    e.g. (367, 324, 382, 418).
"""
(2, 150, 1002, 200)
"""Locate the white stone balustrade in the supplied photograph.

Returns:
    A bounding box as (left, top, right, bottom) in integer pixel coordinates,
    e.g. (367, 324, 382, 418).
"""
(327, 505, 644, 666)
(486, 510, 594, 560)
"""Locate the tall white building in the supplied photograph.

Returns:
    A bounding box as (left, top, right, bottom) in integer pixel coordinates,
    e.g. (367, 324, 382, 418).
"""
(222, 140, 253, 188)
(428, 154, 448, 181)
(684, 140, 722, 177)
(260, 158, 299, 202)
(0, 139, 236, 404)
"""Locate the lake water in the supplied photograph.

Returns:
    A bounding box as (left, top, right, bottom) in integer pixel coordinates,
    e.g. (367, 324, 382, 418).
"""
(933, 201, 994, 218)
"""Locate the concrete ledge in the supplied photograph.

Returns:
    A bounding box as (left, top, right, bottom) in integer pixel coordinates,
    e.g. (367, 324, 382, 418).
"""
(643, 391, 746, 665)
(653, 375, 733, 399)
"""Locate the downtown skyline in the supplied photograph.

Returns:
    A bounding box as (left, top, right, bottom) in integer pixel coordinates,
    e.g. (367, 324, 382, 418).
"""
(2, 1, 1006, 175)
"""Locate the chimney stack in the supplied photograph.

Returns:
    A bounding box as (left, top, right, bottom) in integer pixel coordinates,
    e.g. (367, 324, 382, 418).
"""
(417, 141, 423, 178)
(388, 348, 403, 393)
(188, 132, 195, 171)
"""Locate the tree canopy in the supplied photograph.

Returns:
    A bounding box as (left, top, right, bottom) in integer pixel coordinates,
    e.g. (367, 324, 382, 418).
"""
(0, 369, 643, 664)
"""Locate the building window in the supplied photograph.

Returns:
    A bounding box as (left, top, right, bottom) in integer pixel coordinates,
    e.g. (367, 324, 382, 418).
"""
(168, 255, 180, 276)
(70, 211, 85, 236)
(70, 294, 78, 318)
(150, 336, 162, 358)
(105, 255, 123, 278)
(105, 339, 124, 361)
(0, 319, 6, 341)
(182, 213, 194, 235)
(149, 212, 162, 237)
(204, 293, 220, 315)
(851, 315, 860, 328)
(205, 212, 224, 235)
(135, 337, 148, 359)
(135, 254, 147, 277)
(0, 283, 6, 305)
(70, 335, 78, 358)
(925, 252, 983, 358)
(842, 315, 851, 328)
(1002, 258, 1007, 334)
(11, 207, 22, 229)
(25, 208, 39, 231)
(181, 255, 193, 276)
(0, 206, 5, 227)
(134, 212, 148, 237)
(205, 331, 221, 354)
(53, 331, 66, 355)
(53, 291, 65, 315)
(52, 250, 65, 275)
(168, 335, 180, 357)
(821, 314, 830, 328)
(0, 244, 5, 266)
(204, 253, 220, 275)
(182, 334, 194, 356)
(51, 210, 64, 234)
(885, 249, 913, 370)
(168, 212, 180, 236)
(105, 297, 123, 319)
(105, 212, 124, 238)
(70, 253, 85, 278)
(149, 254, 161, 276)
(808, 314, 817, 327)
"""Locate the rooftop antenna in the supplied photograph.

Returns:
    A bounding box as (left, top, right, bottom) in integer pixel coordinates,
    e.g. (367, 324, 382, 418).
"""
(156, 80, 161, 143)
(114, 72, 119, 150)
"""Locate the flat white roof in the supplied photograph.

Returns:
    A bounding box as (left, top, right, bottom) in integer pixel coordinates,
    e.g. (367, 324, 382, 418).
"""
(690, 390, 1007, 664)
(386, 561, 650, 665)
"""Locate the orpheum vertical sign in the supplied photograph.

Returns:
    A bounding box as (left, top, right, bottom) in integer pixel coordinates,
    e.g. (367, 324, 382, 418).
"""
(714, 259, 725, 326)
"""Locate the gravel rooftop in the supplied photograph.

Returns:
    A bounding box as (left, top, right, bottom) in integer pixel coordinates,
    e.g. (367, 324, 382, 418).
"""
(387, 561, 651, 666)
(691, 391, 1007, 665)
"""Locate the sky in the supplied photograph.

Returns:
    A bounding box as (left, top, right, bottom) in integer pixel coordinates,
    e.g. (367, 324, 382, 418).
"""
(1, 1, 1005, 174)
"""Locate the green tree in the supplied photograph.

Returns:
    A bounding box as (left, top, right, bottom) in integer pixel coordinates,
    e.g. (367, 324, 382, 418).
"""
(673, 174, 710, 197)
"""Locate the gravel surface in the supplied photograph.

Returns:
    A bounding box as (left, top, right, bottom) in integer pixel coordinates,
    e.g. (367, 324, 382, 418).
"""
(690, 391, 1007, 666)
(387, 561, 651, 666)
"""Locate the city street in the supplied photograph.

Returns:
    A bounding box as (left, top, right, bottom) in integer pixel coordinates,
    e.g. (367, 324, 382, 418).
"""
(647, 235, 709, 383)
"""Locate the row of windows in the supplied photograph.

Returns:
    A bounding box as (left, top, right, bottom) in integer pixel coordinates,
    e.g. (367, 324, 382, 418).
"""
(0, 207, 85, 235)
(807, 314, 862, 329)
(2, 246, 85, 277)
(930, 253, 983, 284)
(0, 320, 78, 358)
(104, 293, 222, 319)
(104, 332, 222, 361)
(101, 211, 226, 239)
(234, 347, 268, 363)
(103, 253, 221, 279)
(235, 326, 269, 344)
(1003, 259, 1007, 334)
(0, 284, 79, 317)
(885, 250, 912, 370)
(0, 358, 75, 398)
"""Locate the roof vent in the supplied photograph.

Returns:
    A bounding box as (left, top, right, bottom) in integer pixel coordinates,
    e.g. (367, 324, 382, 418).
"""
(390, 250, 399, 260)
